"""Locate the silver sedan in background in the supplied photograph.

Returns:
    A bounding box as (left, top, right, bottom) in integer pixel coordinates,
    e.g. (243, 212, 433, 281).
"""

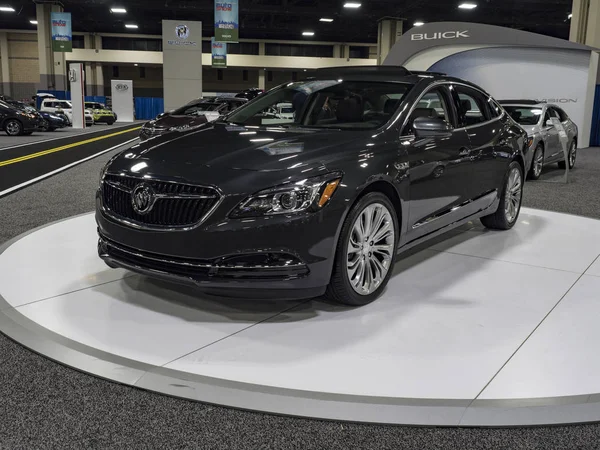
(499, 100, 578, 180)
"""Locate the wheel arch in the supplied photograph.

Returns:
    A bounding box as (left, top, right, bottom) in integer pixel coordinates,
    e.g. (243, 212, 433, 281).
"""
(3, 117, 23, 131)
(353, 180, 404, 233)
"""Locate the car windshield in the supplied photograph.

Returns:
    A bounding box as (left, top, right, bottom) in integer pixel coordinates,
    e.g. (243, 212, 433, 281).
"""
(503, 106, 543, 126)
(86, 102, 105, 109)
(173, 102, 222, 115)
(226, 80, 414, 129)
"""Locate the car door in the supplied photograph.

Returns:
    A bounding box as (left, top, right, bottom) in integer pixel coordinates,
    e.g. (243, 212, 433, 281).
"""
(452, 84, 504, 199)
(403, 84, 472, 241)
(542, 108, 562, 161)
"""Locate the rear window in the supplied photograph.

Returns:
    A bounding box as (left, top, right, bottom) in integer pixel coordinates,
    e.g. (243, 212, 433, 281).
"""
(503, 106, 543, 126)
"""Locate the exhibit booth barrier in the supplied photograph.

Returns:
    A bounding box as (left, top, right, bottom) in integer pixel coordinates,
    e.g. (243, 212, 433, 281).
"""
(384, 22, 600, 148)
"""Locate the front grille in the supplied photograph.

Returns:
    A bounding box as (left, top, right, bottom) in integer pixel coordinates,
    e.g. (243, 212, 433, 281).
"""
(101, 174, 221, 229)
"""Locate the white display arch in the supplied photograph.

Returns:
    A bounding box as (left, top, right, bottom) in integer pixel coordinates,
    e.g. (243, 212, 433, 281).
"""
(384, 22, 599, 147)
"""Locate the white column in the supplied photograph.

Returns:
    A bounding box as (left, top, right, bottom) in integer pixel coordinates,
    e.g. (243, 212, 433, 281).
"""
(0, 32, 10, 96)
(94, 34, 104, 96)
(51, 4, 66, 91)
(258, 68, 265, 90)
(377, 19, 403, 65)
(85, 63, 94, 96)
(333, 44, 341, 59)
(36, 3, 53, 89)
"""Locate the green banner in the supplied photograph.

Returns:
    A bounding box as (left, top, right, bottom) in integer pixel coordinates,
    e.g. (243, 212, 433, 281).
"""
(211, 38, 227, 67)
(51, 12, 72, 52)
(215, 0, 239, 42)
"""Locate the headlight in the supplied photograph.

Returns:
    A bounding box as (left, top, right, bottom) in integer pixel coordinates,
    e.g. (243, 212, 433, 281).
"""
(229, 172, 343, 218)
(99, 165, 108, 185)
(527, 137, 534, 148)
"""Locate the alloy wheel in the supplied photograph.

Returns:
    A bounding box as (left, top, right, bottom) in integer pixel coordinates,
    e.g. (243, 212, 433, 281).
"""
(346, 202, 395, 296)
(6, 120, 21, 136)
(533, 147, 543, 177)
(504, 166, 522, 224)
(569, 143, 577, 168)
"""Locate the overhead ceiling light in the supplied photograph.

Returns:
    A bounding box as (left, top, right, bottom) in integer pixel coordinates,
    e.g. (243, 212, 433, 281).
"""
(343, 2, 361, 8)
(125, 24, 138, 29)
(302, 31, 315, 36)
(413, 21, 425, 26)
(30, 20, 38, 25)
(134, 63, 139, 66)
(568, 13, 573, 19)
(0, 6, 15, 12)
(320, 18, 334, 22)
(458, 2, 477, 9)
(111, 7, 127, 13)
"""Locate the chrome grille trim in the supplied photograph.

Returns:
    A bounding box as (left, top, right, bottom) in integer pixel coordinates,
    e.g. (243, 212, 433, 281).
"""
(100, 173, 223, 231)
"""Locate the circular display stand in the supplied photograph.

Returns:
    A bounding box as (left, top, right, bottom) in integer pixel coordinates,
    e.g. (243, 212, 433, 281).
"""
(2, 208, 600, 427)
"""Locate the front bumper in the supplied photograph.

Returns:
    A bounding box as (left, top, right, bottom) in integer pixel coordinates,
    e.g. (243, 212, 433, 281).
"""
(95, 189, 344, 299)
(94, 114, 115, 123)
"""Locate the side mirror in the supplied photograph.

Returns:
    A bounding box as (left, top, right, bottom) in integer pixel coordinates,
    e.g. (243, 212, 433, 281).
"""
(413, 116, 453, 138)
(546, 119, 554, 127)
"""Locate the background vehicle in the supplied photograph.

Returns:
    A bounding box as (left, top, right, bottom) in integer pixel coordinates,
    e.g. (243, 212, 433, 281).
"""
(500, 100, 578, 179)
(40, 99, 73, 124)
(98, 67, 527, 306)
(38, 111, 69, 131)
(0, 100, 41, 136)
(85, 109, 94, 126)
(140, 97, 247, 140)
(235, 88, 264, 100)
(85, 101, 116, 124)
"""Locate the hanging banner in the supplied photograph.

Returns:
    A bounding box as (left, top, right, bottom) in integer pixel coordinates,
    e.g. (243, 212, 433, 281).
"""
(211, 38, 227, 67)
(51, 12, 72, 52)
(214, 0, 239, 42)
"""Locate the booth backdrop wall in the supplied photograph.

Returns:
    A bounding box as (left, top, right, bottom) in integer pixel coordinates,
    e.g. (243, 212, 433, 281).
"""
(429, 47, 591, 145)
(110, 79, 134, 122)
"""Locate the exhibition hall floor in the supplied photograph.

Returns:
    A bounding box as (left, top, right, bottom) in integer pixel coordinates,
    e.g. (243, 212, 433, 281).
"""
(2, 207, 599, 427)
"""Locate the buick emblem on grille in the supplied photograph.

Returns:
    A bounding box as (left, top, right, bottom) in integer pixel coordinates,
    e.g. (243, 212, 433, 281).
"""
(131, 183, 156, 215)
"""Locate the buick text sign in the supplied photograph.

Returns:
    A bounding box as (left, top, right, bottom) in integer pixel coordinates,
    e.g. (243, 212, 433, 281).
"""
(411, 30, 470, 41)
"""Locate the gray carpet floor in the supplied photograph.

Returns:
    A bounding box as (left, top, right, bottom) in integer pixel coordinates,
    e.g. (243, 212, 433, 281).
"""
(1, 148, 600, 449)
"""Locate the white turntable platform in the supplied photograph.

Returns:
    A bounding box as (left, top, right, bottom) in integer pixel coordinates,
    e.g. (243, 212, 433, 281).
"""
(1, 208, 600, 426)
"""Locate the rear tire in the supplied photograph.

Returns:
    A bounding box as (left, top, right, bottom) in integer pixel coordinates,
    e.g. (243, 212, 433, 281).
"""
(481, 161, 523, 230)
(528, 144, 544, 180)
(558, 141, 576, 170)
(325, 192, 399, 306)
(40, 120, 50, 132)
(4, 119, 23, 136)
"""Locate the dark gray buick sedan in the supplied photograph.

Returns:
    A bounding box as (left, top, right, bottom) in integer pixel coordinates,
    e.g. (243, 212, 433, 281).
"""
(96, 66, 527, 305)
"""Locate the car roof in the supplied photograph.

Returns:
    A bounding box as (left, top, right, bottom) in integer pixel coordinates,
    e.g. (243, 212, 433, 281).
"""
(308, 66, 489, 93)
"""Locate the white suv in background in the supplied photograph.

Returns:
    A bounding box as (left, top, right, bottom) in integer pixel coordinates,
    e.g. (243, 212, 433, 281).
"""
(40, 99, 73, 124)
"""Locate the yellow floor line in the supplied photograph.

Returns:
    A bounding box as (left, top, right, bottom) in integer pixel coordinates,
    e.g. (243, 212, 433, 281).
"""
(0, 126, 141, 168)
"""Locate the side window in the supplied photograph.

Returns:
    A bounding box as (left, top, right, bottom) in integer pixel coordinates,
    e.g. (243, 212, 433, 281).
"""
(454, 86, 490, 127)
(553, 107, 569, 122)
(403, 87, 451, 136)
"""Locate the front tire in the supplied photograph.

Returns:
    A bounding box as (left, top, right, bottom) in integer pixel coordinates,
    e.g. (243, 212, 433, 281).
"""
(528, 144, 544, 180)
(481, 161, 523, 230)
(4, 119, 23, 136)
(326, 192, 398, 306)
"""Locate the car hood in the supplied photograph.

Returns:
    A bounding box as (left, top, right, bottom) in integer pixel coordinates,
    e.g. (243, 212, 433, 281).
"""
(115, 121, 363, 172)
(145, 114, 209, 130)
(94, 109, 114, 115)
